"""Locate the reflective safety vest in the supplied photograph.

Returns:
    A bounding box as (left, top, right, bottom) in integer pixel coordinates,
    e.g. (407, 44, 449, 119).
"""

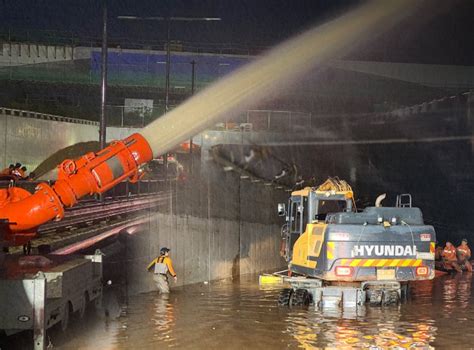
(457, 245, 471, 259)
(442, 247, 457, 261)
(154, 256, 169, 274)
(147, 255, 177, 277)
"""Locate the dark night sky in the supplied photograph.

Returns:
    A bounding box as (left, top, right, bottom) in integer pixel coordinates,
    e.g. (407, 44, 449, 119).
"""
(1, 0, 473, 65)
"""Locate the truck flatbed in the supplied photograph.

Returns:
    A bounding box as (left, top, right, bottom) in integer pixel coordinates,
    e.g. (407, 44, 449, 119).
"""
(0, 252, 102, 350)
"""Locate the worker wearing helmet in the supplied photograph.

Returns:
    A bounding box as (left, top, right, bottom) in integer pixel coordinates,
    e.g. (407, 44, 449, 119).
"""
(147, 247, 177, 293)
(11, 163, 23, 179)
(0, 164, 14, 175)
(457, 239, 472, 272)
(442, 241, 462, 272)
(19, 166, 27, 179)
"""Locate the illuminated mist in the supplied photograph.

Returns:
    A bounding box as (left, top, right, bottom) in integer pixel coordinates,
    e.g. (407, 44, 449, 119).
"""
(140, 0, 418, 157)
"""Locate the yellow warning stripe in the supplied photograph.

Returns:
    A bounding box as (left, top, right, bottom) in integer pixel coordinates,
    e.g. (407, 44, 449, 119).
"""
(350, 259, 361, 267)
(390, 259, 400, 267)
(339, 259, 423, 267)
(363, 259, 375, 267)
(327, 242, 335, 260)
(430, 242, 435, 254)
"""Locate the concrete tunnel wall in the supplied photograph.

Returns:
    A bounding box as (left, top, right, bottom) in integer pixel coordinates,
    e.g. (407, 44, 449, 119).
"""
(0, 112, 288, 294)
(123, 160, 288, 295)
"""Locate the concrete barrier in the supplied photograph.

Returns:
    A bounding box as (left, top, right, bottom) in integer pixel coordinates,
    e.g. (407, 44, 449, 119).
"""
(125, 212, 284, 295)
(122, 159, 287, 294)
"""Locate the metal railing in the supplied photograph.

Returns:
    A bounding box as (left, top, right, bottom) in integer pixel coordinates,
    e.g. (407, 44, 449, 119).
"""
(0, 104, 317, 132)
(0, 107, 99, 125)
(388, 91, 472, 117)
(0, 28, 267, 56)
(0, 179, 167, 202)
(211, 109, 313, 133)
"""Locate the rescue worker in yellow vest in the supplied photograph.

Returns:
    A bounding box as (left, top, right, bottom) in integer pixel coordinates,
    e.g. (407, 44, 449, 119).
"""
(147, 247, 177, 293)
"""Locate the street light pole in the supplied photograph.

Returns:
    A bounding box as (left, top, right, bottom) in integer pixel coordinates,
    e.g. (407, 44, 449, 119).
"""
(99, 0, 108, 150)
(161, 19, 172, 179)
(190, 59, 196, 155)
(190, 59, 196, 173)
(191, 60, 196, 94)
(165, 18, 171, 112)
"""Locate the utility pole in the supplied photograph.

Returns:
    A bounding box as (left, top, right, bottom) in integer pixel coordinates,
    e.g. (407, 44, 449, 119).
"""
(190, 60, 196, 94)
(163, 19, 172, 178)
(190, 60, 196, 173)
(190, 59, 196, 155)
(99, 0, 108, 150)
(165, 18, 171, 112)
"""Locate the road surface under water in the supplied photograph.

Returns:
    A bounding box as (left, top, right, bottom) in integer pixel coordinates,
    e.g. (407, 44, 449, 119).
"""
(44, 272, 474, 349)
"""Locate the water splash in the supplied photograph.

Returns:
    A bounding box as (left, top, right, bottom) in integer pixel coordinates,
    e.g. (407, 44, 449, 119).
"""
(140, 0, 417, 157)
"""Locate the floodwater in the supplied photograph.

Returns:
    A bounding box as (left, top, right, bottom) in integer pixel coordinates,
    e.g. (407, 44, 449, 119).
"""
(45, 272, 474, 349)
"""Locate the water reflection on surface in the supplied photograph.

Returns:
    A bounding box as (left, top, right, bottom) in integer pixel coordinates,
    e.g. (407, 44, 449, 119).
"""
(55, 273, 474, 349)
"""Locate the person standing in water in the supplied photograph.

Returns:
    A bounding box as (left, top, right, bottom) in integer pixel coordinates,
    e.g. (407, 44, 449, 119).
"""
(442, 241, 462, 272)
(457, 239, 472, 272)
(147, 247, 177, 293)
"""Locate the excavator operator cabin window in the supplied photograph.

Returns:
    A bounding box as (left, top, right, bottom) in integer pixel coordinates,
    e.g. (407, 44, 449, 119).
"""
(290, 197, 307, 234)
(316, 200, 346, 220)
(302, 197, 308, 232)
(290, 201, 298, 233)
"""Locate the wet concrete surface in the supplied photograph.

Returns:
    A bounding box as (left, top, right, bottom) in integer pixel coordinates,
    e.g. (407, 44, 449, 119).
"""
(4, 272, 474, 349)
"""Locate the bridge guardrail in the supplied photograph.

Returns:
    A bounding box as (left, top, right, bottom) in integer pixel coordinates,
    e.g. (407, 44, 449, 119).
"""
(0, 107, 99, 126)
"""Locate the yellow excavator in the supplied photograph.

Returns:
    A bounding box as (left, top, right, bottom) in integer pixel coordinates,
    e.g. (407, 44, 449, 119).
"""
(277, 178, 436, 308)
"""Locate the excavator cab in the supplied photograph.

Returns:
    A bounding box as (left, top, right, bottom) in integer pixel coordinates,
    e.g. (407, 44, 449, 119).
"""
(280, 178, 355, 263)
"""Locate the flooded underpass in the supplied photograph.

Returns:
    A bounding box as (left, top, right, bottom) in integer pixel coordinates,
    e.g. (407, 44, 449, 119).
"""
(0, 1, 473, 349)
(35, 272, 470, 349)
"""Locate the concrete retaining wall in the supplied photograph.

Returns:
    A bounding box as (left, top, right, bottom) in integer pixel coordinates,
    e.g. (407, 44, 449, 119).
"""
(125, 213, 284, 295)
(123, 159, 287, 295)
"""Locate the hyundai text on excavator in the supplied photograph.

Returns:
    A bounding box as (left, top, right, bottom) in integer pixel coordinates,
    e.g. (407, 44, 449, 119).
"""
(277, 178, 436, 308)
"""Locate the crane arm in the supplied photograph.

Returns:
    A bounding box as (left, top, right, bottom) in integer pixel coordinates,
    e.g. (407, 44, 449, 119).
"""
(0, 133, 153, 246)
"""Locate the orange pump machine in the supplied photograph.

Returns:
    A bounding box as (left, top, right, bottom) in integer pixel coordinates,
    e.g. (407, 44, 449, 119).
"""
(0, 133, 153, 246)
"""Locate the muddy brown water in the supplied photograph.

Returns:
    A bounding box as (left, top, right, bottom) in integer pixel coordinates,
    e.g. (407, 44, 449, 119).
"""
(33, 272, 473, 349)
